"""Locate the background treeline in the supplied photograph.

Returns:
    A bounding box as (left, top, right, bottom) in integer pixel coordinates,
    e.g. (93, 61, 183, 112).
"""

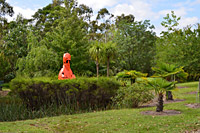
(0, 0, 200, 82)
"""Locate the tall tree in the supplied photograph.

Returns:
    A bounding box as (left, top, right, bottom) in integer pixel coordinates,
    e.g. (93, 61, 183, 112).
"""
(89, 41, 102, 77)
(1, 14, 30, 81)
(156, 11, 200, 80)
(43, 0, 90, 75)
(0, 0, 14, 40)
(114, 17, 156, 73)
(101, 41, 116, 77)
(115, 14, 135, 27)
(32, 0, 65, 37)
(0, 0, 14, 17)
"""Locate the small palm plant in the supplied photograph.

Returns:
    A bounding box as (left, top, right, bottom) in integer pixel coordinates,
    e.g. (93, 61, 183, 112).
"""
(116, 70, 147, 84)
(152, 63, 188, 100)
(152, 63, 188, 80)
(144, 77, 176, 112)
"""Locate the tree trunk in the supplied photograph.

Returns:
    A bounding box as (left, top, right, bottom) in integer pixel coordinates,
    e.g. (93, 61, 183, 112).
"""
(96, 60, 99, 78)
(130, 78, 135, 84)
(107, 57, 110, 77)
(156, 93, 164, 112)
(166, 91, 173, 100)
(166, 75, 174, 100)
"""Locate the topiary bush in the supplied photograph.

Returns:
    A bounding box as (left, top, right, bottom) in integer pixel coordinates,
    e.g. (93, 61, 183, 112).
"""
(112, 83, 154, 108)
(10, 77, 120, 110)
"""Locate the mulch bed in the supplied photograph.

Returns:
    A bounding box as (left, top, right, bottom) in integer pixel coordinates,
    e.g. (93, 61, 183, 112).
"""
(140, 99, 185, 108)
(184, 91, 198, 95)
(177, 86, 189, 89)
(0, 91, 10, 97)
(184, 129, 200, 133)
(141, 110, 181, 116)
(185, 103, 200, 109)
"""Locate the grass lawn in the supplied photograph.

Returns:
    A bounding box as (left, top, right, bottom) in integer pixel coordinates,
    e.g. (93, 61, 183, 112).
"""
(0, 81, 200, 132)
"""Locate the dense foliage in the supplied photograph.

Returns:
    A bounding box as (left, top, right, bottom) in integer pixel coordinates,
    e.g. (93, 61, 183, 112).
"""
(114, 19, 156, 73)
(156, 11, 200, 80)
(112, 83, 154, 108)
(0, 0, 200, 81)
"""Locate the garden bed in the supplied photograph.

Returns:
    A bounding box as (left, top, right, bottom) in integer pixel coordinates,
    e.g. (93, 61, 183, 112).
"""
(185, 103, 200, 109)
(140, 99, 185, 108)
(141, 110, 181, 116)
(0, 91, 10, 97)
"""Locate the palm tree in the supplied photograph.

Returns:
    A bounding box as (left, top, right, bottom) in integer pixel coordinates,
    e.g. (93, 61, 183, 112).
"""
(89, 41, 102, 77)
(152, 63, 188, 100)
(101, 41, 117, 77)
(145, 77, 176, 112)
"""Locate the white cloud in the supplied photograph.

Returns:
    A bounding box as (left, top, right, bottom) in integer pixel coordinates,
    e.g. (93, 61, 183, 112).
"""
(157, 7, 199, 28)
(153, 16, 199, 36)
(173, 0, 191, 7)
(77, 0, 120, 12)
(154, 25, 166, 36)
(158, 7, 188, 18)
(6, 6, 36, 21)
(109, 0, 156, 21)
(5, 0, 200, 36)
(179, 17, 199, 28)
(191, 0, 200, 5)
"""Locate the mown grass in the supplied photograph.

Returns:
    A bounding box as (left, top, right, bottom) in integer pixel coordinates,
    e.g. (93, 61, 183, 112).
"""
(0, 81, 200, 132)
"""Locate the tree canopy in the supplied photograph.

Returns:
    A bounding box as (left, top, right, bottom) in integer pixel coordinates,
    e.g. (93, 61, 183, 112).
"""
(0, 0, 200, 81)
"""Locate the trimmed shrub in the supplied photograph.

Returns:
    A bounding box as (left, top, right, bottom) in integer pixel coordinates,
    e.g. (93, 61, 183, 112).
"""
(112, 83, 154, 108)
(10, 77, 120, 110)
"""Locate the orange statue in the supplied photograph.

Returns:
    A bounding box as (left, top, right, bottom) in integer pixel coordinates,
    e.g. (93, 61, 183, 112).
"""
(58, 53, 76, 80)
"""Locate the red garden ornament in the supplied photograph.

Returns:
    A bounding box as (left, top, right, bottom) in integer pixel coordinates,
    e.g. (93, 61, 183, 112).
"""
(58, 53, 76, 80)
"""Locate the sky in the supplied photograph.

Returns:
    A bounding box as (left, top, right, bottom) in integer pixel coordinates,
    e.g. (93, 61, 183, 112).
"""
(6, 0, 200, 35)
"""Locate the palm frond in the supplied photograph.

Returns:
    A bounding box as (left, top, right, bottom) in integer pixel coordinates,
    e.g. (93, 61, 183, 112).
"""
(144, 77, 176, 94)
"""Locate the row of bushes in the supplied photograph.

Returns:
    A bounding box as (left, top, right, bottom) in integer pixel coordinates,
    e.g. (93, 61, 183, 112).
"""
(10, 77, 120, 110)
(3, 77, 154, 121)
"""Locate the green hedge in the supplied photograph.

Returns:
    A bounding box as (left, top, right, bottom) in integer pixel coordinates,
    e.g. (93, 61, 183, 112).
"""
(10, 77, 120, 110)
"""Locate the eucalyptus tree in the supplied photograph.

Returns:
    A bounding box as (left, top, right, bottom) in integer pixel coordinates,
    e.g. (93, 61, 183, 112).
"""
(0, 0, 14, 17)
(32, 1, 65, 37)
(88, 8, 114, 42)
(0, 0, 14, 40)
(115, 14, 135, 27)
(76, 4, 93, 23)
